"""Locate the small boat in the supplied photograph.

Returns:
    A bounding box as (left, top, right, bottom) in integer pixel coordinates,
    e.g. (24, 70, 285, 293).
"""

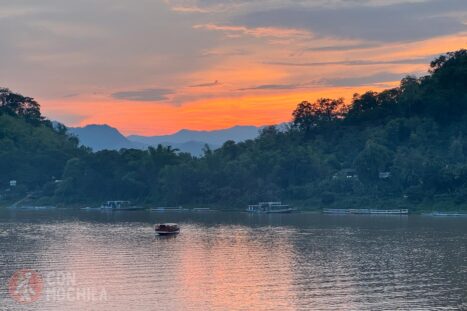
(100, 201, 145, 211)
(246, 202, 295, 213)
(154, 223, 180, 235)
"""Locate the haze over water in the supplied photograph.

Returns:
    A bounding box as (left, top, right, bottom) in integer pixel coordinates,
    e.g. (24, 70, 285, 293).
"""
(0, 210, 466, 310)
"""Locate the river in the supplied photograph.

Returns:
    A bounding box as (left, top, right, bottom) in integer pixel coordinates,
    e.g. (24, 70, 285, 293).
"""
(0, 209, 466, 310)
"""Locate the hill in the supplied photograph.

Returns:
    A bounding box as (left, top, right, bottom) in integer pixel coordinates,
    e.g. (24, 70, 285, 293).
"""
(69, 124, 261, 156)
(2, 49, 467, 210)
(68, 124, 145, 151)
(128, 126, 261, 146)
(0, 88, 82, 203)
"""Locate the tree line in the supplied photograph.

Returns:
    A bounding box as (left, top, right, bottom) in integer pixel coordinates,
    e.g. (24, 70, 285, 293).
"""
(1, 50, 467, 210)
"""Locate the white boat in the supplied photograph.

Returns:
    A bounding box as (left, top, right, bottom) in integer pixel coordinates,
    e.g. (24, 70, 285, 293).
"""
(154, 223, 180, 235)
(100, 201, 145, 211)
(246, 202, 295, 213)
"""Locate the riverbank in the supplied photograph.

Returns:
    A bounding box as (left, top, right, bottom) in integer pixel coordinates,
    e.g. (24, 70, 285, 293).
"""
(295, 195, 467, 214)
(4, 201, 467, 215)
(4, 192, 467, 214)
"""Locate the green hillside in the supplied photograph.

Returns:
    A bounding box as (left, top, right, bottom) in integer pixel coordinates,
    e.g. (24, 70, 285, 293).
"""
(0, 88, 83, 205)
(1, 50, 467, 211)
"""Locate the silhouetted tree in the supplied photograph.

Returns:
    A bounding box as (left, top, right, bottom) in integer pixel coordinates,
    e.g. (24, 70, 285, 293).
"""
(0, 88, 43, 124)
(292, 98, 344, 137)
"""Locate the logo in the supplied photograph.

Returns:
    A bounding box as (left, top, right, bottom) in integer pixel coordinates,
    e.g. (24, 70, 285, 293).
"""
(8, 269, 43, 304)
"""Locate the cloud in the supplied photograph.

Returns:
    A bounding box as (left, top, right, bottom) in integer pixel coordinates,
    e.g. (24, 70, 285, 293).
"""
(2, 0, 466, 135)
(193, 23, 310, 38)
(165, 0, 439, 14)
(164, 0, 261, 13)
(238, 83, 302, 91)
(200, 48, 249, 57)
(190, 80, 220, 87)
(305, 42, 380, 52)
(63, 93, 80, 98)
(237, 71, 424, 91)
(0, 0, 218, 100)
(166, 4, 210, 13)
(235, 0, 467, 42)
(322, 72, 412, 87)
(265, 56, 435, 67)
(50, 113, 89, 125)
(111, 88, 174, 102)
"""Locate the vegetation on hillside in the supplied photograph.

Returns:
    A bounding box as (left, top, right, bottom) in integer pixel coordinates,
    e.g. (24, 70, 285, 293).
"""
(1, 50, 467, 210)
(0, 88, 84, 202)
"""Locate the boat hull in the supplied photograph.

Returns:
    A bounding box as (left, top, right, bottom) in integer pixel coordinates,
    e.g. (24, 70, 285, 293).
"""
(246, 202, 295, 213)
(247, 208, 295, 214)
(101, 206, 146, 211)
(155, 230, 180, 235)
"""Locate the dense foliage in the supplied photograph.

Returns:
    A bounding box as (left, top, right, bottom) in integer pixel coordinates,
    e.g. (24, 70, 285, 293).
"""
(1, 50, 467, 210)
(0, 89, 83, 198)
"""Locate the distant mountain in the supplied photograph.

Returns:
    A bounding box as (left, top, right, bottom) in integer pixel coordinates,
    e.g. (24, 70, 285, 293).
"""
(67, 124, 262, 155)
(128, 125, 261, 146)
(67, 124, 146, 151)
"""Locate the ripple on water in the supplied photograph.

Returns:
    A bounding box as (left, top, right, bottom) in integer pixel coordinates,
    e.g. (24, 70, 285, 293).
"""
(0, 212, 466, 310)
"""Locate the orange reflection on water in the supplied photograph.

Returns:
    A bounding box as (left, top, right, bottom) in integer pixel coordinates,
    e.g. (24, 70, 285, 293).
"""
(177, 227, 297, 310)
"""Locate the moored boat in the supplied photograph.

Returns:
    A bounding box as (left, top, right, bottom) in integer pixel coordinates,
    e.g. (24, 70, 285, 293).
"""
(246, 202, 295, 213)
(154, 223, 180, 235)
(100, 201, 145, 211)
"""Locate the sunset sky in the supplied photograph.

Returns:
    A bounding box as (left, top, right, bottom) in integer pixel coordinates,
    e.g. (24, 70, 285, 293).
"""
(1, 0, 466, 135)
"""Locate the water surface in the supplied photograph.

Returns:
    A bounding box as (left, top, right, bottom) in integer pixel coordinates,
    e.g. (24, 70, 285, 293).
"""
(0, 209, 466, 310)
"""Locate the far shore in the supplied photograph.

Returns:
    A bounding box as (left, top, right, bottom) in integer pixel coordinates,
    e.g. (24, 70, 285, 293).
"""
(2, 201, 467, 215)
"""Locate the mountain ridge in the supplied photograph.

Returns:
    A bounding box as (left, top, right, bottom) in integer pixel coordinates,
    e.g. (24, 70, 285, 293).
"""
(128, 125, 262, 146)
(67, 124, 263, 155)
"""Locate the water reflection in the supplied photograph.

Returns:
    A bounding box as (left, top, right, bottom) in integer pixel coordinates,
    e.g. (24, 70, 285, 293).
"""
(176, 226, 296, 310)
(0, 210, 466, 310)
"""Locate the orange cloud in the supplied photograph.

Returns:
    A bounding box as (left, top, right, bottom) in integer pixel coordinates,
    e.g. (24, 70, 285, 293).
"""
(40, 32, 467, 136)
(43, 85, 375, 136)
(193, 24, 311, 39)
